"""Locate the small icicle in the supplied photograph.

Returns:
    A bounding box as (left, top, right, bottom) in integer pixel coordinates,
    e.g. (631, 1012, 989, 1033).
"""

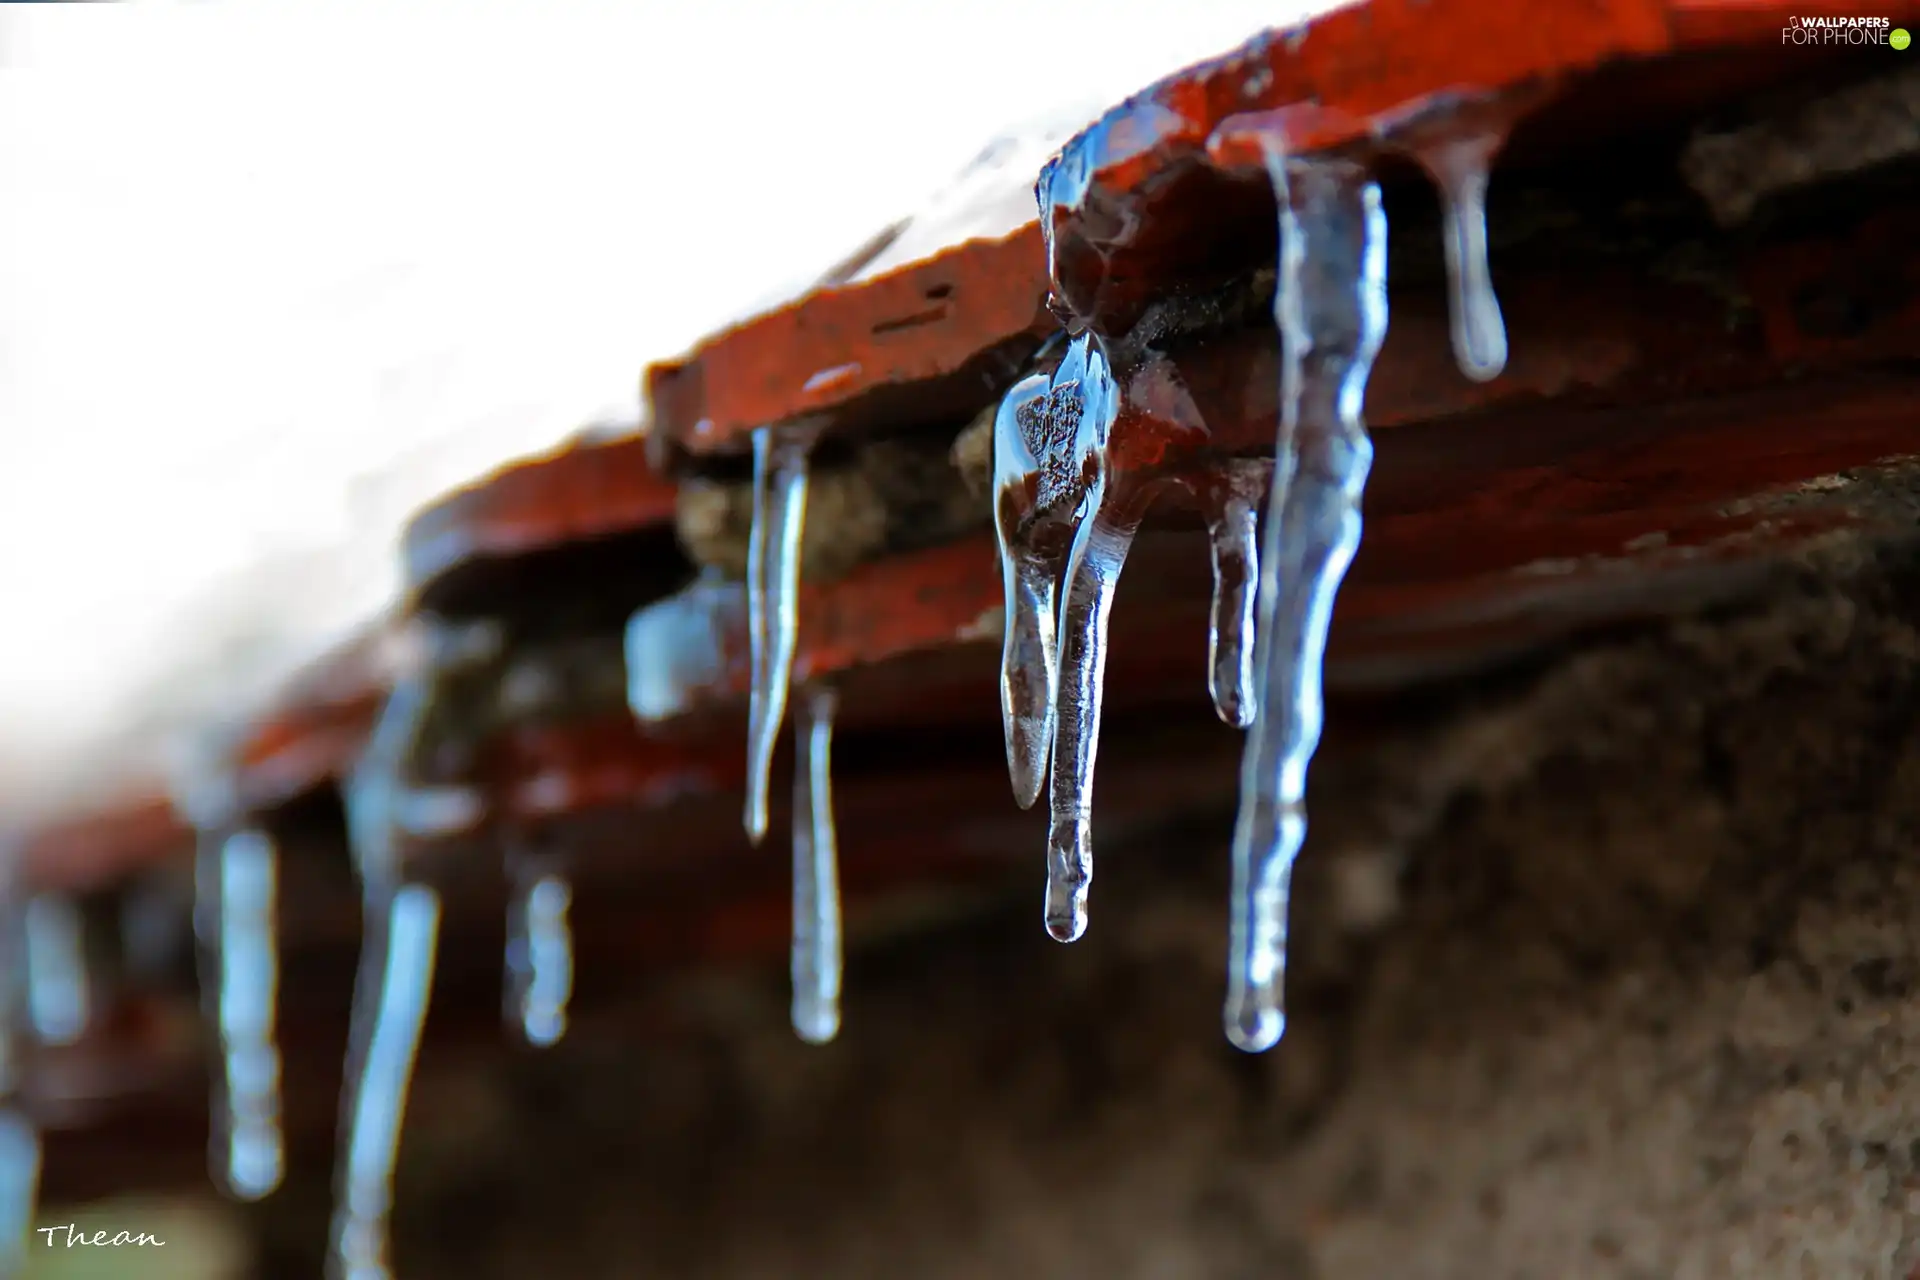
(0, 1107, 38, 1279)
(992, 371, 1064, 809)
(744, 422, 820, 844)
(0, 853, 39, 1277)
(790, 684, 842, 1045)
(329, 884, 440, 1280)
(23, 894, 87, 1047)
(1200, 459, 1270, 729)
(1416, 130, 1507, 383)
(345, 668, 437, 898)
(504, 857, 572, 1049)
(212, 829, 283, 1200)
(1225, 143, 1389, 1054)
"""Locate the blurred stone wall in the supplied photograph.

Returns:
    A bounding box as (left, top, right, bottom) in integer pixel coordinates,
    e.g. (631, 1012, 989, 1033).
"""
(249, 538, 1920, 1279)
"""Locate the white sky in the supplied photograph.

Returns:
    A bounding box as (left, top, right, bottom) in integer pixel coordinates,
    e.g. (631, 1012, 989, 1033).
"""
(0, 0, 1316, 821)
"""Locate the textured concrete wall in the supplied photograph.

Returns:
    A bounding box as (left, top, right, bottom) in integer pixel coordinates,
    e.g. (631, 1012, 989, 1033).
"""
(254, 540, 1920, 1279)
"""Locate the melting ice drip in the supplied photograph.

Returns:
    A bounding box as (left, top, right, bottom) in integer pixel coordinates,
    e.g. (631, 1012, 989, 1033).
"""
(1223, 145, 1389, 1055)
(744, 422, 822, 844)
(200, 828, 284, 1200)
(331, 669, 445, 1280)
(790, 684, 842, 1044)
(0, 852, 39, 1278)
(504, 858, 572, 1049)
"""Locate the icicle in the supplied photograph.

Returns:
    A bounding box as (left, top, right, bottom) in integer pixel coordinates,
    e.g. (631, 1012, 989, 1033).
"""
(1200, 460, 1270, 729)
(992, 332, 1122, 938)
(0, 1108, 37, 1280)
(1045, 490, 1140, 945)
(992, 371, 1064, 810)
(345, 670, 436, 898)
(0, 852, 38, 1278)
(504, 855, 572, 1049)
(790, 684, 842, 1044)
(333, 659, 441, 1280)
(1036, 139, 1099, 320)
(24, 895, 87, 1047)
(1037, 334, 1124, 944)
(1225, 144, 1388, 1054)
(170, 738, 285, 1200)
(211, 829, 282, 1200)
(744, 422, 821, 845)
(329, 884, 440, 1280)
(1415, 130, 1507, 383)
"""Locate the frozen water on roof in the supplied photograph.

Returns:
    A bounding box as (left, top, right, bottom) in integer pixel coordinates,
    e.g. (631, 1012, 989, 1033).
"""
(0, 0, 1322, 828)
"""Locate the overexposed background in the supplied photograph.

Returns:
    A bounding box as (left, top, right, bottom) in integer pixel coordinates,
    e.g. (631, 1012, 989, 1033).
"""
(0, 0, 1319, 823)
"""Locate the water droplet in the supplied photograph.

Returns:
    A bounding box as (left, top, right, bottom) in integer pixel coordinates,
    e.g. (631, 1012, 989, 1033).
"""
(745, 423, 821, 844)
(24, 895, 87, 1048)
(1225, 141, 1388, 1053)
(1415, 131, 1507, 383)
(790, 685, 842, 1044)
(505, 866, 572, 1049)
(330, 884, 440, 1280)
(1200, 459, 1271, 729)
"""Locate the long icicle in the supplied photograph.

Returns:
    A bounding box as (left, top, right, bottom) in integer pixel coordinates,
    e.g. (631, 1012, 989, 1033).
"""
(992, 371, 1064, 809)
(332, 664, 437, 1280)
(745, 424, 819, 844)
(1419, 130, 1507, 383)
(1225, 144, 1388, 1054)
(329, 884, 440, 1280)
(1035, 331, 1123, 943)
(171, 737, 285, 1200)
(0, 848, 38, 1279)
(213, 828, 283, 1200)
(1045, 488, 1142, 944)
(790, 684, 843, 1044)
